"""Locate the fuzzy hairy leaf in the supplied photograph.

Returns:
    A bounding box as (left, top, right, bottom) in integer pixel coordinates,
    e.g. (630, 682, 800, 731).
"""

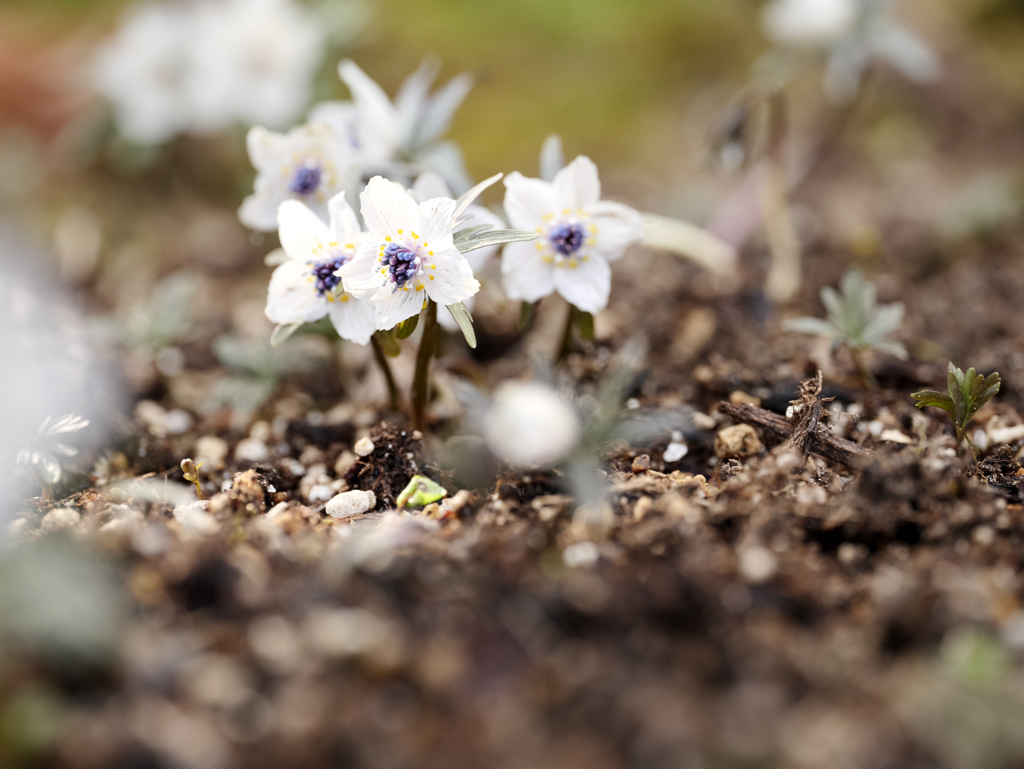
(454, 227, 537, 254)
(446, 301, 477, 349)
(453, 172, 502, 224)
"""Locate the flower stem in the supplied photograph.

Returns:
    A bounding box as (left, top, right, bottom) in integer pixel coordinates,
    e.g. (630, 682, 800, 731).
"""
(852, 347, 877, 390)
(411, 300, 439, 432)
(555, 302, 575, 364)
(370, 333, 402, 413)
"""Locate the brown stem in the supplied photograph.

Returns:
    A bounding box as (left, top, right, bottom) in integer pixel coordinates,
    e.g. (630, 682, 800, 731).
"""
(852, 347, 878, 390)
(555, 302, 575, 364)
(371, 333, 402, 413)
(411, 301, 438, 432)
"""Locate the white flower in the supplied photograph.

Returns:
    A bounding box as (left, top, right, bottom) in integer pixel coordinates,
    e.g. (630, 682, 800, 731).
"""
(338, 176, 480, 330)
(92, 2, 195, 144)
(310, 59, 474, 192)
(265, 193, 376, 345)
(500, 156, 644, 315)
(762, 0, 857, 48)
(762, 0, 940, 102)
(188, 0, 327, 132)
(240, 123, 355, 231)
(483, 381, 580, 467)
(413, 172, 504, 332)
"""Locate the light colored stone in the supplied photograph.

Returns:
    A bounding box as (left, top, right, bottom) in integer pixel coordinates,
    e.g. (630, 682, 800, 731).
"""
(195, 435, 229, 466)
(173, 501, 220, 536)
(879, 428, 914, 445)
(334, 450, 359, 476)
(235, 438, 269, 463)
(663, 442, 689, 463)
(307, 484, 334, 504)
(40, 507, 80, 533)
(354, 437, 375, 457)
(325, 490, 376, 519)
(563, 541, 600, 569)
(739, 545, 777, 583)
(714, 424, 762, 459)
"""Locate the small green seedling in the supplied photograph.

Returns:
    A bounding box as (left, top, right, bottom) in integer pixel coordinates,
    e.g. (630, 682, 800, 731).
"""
(912, 362, 1001, 457)
(396, 475, 447, 511)
(783, 267, 907, 387)
(180, 458, 204, 500)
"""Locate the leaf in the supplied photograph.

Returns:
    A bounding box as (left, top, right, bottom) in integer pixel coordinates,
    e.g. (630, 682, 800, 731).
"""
(540, 134, 565, 182)
(915, 363, 1000, 438)
(394, 313, 420, 340)
(374, 329, 402, 357)
(574, 308, 594, 340)
(396, 474, 448, 510)
(454, 228, 537, 254)
(782, 316, 837, 337)
(452, 224, 492, 250)
(911, 388, 955, 417)
(270, 323, 302, 348)
(453, 172, 503, 225)
(446, 301, 477, 349)
(518, 301, 536, 331)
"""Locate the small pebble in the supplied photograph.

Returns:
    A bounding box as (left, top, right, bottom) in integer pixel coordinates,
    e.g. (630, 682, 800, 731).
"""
(195, 435, 229, 466)
(714, 424, 762, 459)
(307, 484, 334, 504)
(325, 490, 377, 519)
(173, 501, 219, 536)
(235, 437, 270, 463)
(40, 507, 80, 533)
(334, 450, 359, 476)
(738, 546, 777, 583)
(354, 437, 375, 457)
(563, 541, 600, 569)
(631, 455, 651, 473)
(663, 442, 689, 463)
(164, 409, 193, 435)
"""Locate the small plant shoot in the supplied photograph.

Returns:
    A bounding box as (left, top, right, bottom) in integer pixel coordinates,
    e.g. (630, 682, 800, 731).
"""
(912, 363, 1001, 457)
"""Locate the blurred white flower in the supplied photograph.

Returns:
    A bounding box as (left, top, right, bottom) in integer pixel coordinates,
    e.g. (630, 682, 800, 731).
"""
(266, 192, 376, 345)
(240, 123, 355, 231)
(16, 415, 90, 493)
(338, 176, 480, 330)
(92, 2, 195, 144)
(761, 0, 940, 102)
(501, 156, 644, 314)
(413, 172, 503, 332)
(93, 0, 328, 144)
(189, 0, 327, 132)
(311, 59, 474, 192)
(762, 0, 857, 48)
(483, 381, 581, 467)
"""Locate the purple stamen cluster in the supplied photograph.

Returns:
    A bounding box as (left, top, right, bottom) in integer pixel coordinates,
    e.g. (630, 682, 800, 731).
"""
(312, 256, 346, 297)
(382, 242, 418, 291)
(289, 164, 322, 196)
(549, 223, 585, 256)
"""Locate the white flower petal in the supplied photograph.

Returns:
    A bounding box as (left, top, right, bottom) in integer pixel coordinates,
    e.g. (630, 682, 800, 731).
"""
(338, 60, 401, 152)
(278, 200, 331, 262)
(417, 73, 473, 148)
(553, 156, 601, 210)
(360, 177, 425, 238)
(501, 241, 556, 304)
(424, 246, 479, 307)
(394, 58, 440, 145)
(326, 294, 376, 345)
(240, 191, 285, 232)
(327, 192, 361, 243)
(553, 253, 611, 314)
(588, 200, 644, 262)
(337, 239, 385, 296)
(372, 284, 426, 329)
(484, 381, 580, 467)
(503, 172, 557, 230)
(246, 126, 286, 170)
(419, 197, 457, 247)
(412, 171, 452, 202)
(266, 260, 327, 325)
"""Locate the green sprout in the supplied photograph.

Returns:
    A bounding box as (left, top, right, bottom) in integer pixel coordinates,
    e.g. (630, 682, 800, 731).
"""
(912, 363, 1001, 458)
(396, 475, 447, 511)
(783, 267, 907, 387)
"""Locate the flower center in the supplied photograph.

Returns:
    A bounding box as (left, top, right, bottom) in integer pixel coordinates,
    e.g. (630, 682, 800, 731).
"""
(289, 163, 322, 196)
(381, 242, 420, 291)
(549, 223, 586, 256)
(312, 255, 348, 297)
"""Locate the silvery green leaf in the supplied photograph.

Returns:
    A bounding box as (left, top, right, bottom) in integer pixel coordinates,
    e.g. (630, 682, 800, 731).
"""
(36, 454, 63, 485)
(452, 224, 491, 250)
(870, 338, 909, 360)
(863, 302, 905, 343)
(455, 229, 537, 254)
(540, 134, 565, 182)
(446, 302, 477, 349)
(781, 317, 836, 337)
(270, 323, 302, 348)
(42, 415, 89, 437)
(453, 172, 502, 225)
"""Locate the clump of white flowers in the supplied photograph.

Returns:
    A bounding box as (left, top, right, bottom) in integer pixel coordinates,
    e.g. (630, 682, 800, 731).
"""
(760, 0, 940, 102)
(93, 0, 329, 144)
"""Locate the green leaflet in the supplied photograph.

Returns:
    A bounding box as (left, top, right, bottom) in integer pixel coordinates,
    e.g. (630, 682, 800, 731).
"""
(374, 328, 402, 357)
(446, 301, 477, 349)
(396, 475, 448, 510)
(912, 362, 1001, 449)
(453, 227, 538, 254)
(270, 322, 302, 348)
(394, 313, 420, 340)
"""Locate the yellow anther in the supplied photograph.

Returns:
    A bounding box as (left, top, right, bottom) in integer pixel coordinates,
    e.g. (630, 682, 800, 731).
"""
(341, 295, 349, 302)
(397, 229, 404, 234)
(430, 264, 436, 269)
(429, 275, 434, 280)
(385, 236, 392, 242)
(428, 251, 433, 256)
(422, 242, 428, 247)
(412, 232, 419, 239)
